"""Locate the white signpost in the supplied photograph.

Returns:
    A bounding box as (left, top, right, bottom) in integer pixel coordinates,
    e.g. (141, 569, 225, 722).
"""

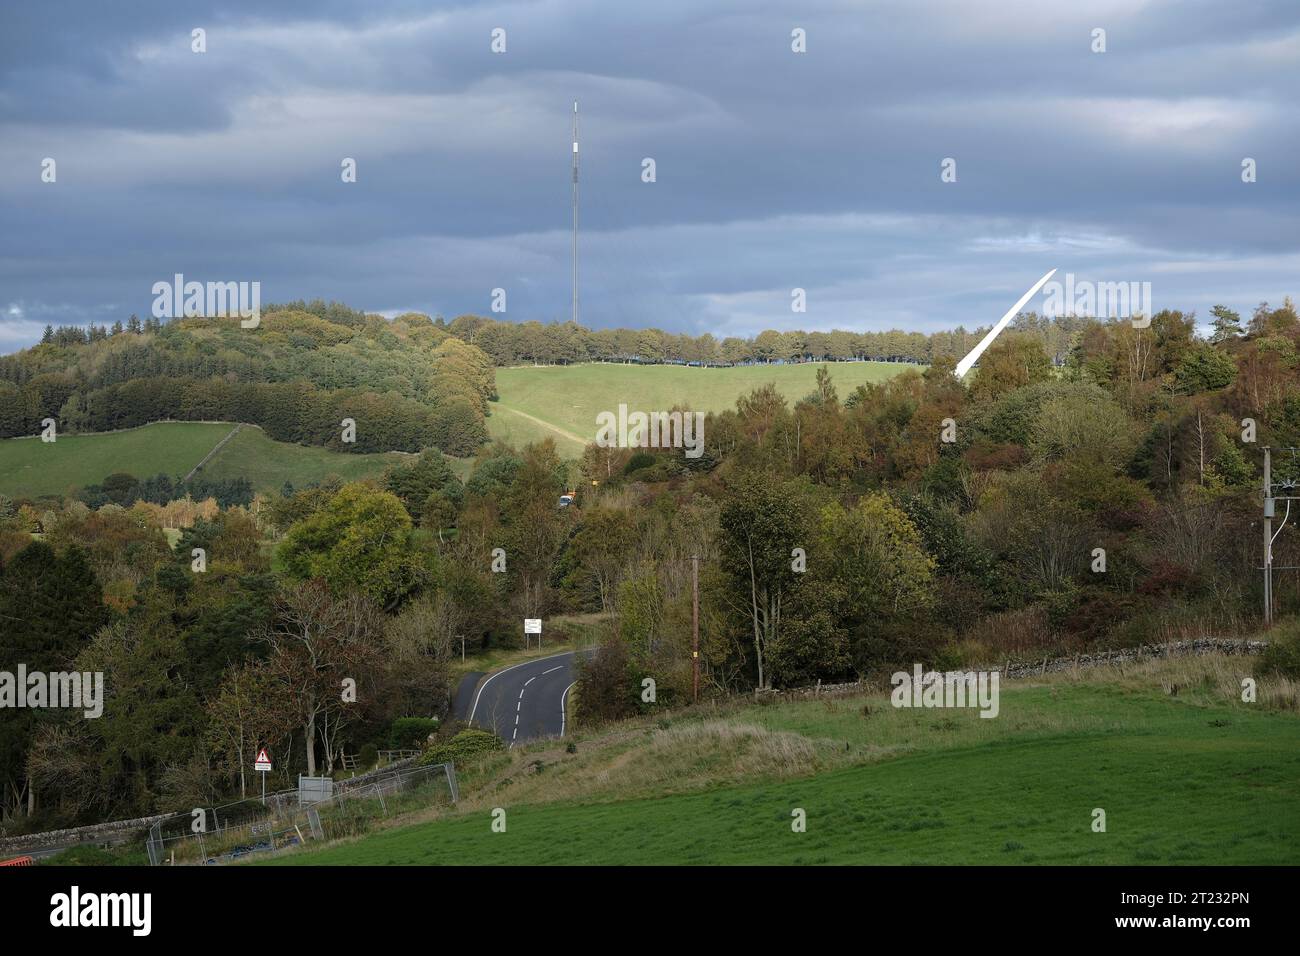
(255, 746, 272, 804)
(525, 618, 542, 649)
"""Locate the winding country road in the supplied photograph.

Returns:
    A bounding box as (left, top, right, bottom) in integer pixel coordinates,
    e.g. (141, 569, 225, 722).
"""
(455, 650, 587, 747)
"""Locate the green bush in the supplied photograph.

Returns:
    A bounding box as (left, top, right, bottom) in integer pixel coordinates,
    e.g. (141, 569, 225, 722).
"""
(1258, 625, 1300, 679)
(358, 743, 378, 767)
(573, 639, 639, 725)
(41, 844, 147, 866)
(419, 729, 504, 767)
(623, 451, 657, 475)
(389, 716, 439, 750)
(929, 644, 965, 673)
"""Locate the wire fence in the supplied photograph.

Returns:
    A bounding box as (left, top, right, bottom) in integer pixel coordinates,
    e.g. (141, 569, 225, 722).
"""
(146, 761, 457, 866)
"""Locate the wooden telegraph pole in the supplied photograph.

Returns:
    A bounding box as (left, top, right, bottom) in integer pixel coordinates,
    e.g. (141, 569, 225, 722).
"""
(1264, 447, 1273, 626)
(691, 554, 700, 703)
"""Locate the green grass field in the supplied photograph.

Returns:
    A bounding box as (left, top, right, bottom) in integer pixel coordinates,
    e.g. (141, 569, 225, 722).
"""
(0, 423, 233, 498)
(271, 657, 1300, 865)
(487, 361, 910, 454)
(0, 422, 406, 498)
(198, 425, 407, 490)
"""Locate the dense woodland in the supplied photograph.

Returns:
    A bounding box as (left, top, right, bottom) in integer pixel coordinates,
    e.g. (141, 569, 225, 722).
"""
(3, 296, 1300, 830)
(25, 299, 1080, 372)
(0, 301, 1095, 459)
(438, 310, 1076, 368)
(0, 304, 496, 455)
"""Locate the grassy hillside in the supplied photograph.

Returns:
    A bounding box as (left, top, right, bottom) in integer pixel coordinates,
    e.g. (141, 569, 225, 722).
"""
(198, 425, 407, 490)
(271, 655, 1300, 865)
(0, 362, 909, 493)
(0, 422, 406, 497)
(487, 361, 911, 454)
(0, 422, 232, 498)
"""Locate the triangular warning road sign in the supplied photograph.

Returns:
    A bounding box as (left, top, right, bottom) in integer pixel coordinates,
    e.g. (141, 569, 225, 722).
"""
(255, 747, 272, 771)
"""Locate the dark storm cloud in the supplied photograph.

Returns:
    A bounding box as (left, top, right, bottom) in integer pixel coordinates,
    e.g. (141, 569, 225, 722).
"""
(1, 0, 1298, 351)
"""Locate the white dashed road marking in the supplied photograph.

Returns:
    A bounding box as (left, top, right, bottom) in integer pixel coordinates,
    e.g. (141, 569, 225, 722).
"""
(474, 652, 584, 749)
(467, 650, 576, 726)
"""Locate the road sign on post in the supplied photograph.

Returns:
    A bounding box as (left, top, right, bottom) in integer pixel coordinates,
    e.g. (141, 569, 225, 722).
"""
(255, 746, 272, 804)
(525, 618, 541, 649)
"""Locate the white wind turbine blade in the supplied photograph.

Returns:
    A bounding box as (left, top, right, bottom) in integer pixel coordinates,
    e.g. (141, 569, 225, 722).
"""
(953, 268, 1057, 379)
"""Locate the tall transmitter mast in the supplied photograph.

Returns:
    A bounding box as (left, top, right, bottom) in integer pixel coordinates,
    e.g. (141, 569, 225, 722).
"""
(572, 100, 579, 325)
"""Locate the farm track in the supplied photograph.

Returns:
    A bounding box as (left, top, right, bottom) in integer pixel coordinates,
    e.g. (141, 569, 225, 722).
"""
(182, 423, 243, 483)
(493, 404, 587, 448)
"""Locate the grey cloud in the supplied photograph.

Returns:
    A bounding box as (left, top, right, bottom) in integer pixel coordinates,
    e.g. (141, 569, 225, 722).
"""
(1, 0, 1297, 346)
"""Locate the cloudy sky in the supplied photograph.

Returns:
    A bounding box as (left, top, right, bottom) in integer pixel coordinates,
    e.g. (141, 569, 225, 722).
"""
(1, 0, 1297, 352)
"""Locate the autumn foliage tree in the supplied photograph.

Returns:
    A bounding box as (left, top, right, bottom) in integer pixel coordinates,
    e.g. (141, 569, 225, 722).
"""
(262, 581, 383, 777)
